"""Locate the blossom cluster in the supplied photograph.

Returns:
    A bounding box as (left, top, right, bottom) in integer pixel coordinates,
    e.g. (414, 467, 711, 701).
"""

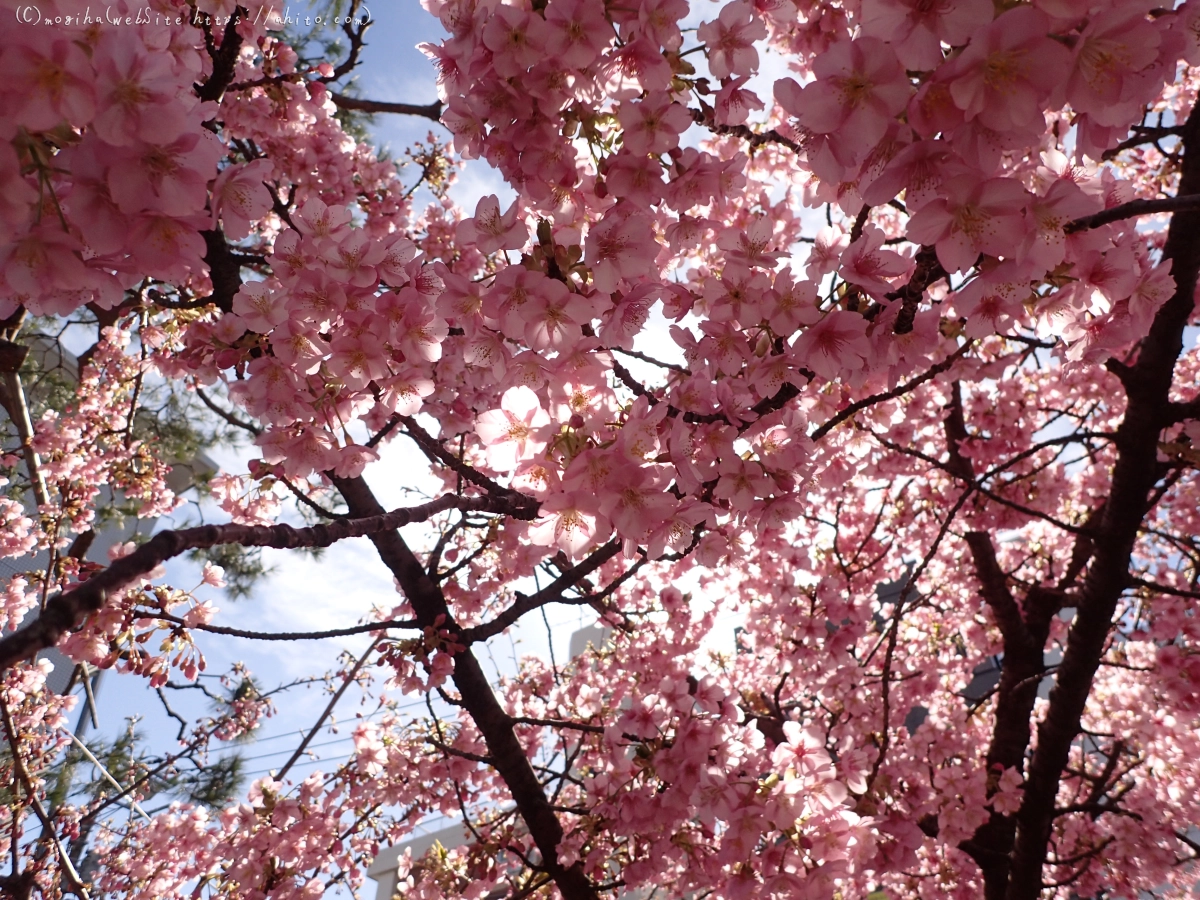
(0, 0, 1199, 897)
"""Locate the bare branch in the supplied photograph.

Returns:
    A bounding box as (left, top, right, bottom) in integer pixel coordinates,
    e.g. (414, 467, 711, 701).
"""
(138, 608, 420, 641)
(0, 368, 50, 507)
(329, 92, 443, 121)
(461, 540, 624, 644)
(689, 107, 802, 155)
(277, 637, 382, 781)
(0, 494, 530, 671)
(810, 342, 972, 441)
(1064, 194, 1200, 233)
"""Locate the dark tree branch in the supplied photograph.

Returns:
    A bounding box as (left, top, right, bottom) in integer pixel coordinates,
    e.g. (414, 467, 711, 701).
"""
(139, 609, 419, 641)
(195, 10, 244, 103)
(1130, 577, 1200, 600)
(194, 386, 261, 436)
(1167, 396, 1200, 423)
(612, 347, 690, 375)
(200, 228, 244, 313)
(1005, 98, 1200, 900)
(810, 342, 972, 441)
(400, 416, 536, 513)
(1064, 194, 1200, 233)
(888, 245, 946, 335)
(0, 700, 91, 899)
(1102, 125, 1184, 160)
(944, 380, 1071, 896)
(460, 540, 624, 644)
(329, 92, 443, 121)
(689, 107, 802, 155)
(0, 495, 527, 671)
(331, 475, 600, 900)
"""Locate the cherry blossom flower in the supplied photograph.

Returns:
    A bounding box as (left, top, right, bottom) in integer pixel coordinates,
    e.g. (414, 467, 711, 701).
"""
(456, 194, 528, 254)
(529, 492, 608, 556)
(0, 35, 96, 132)
(837, 224, 913, 298)
(859, 0, 993, 71)
(481, 6, 548, 78)
(211, 160, 274, 241)
(1066, 6, 1164, 122)
(475, 385, 552, 471)
(231, 280, 287, 333)
(940, 6, 1072, 137)
(792, 310, 872, 380)
(697, 2, 767, 80)
(713, 76, 765, 126)
(905, 174, 1029, 273)
(775, 38, 911, 155)
(586, 207, 659, 292)
(617, 97, 694, 156)
(806, 226, 850, 279)
(544, 0, 613, 68)
(953, 261, 1030, 338)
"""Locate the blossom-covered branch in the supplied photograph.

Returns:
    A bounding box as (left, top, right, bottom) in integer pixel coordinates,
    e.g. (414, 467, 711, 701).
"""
(0, 494, 530, 671)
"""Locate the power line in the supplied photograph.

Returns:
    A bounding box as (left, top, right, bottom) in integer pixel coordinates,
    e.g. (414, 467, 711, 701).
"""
(223, 692, 437, 747)
(230, 733, 358, 763)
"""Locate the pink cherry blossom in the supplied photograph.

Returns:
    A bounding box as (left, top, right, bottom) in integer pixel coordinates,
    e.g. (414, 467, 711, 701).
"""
(475, 385, 552, 471)
(211, 160, 274, 241)
(586, 206, 659, 293)
(544, 0, 613, 68)
(0, 35, 96, 132)
(792, 310, 872, 380)
(905, 174, 1029, 273)
(457, 194, 528, 254)
(697, 2, 767, 80)
(940, 6, 1072, 136)
(859, 0, 994, 71)
(617, 97, 694, 156)
(713, 76, 765, 126)
(838, 224, 913, 298)
(775, 38, 911, 154)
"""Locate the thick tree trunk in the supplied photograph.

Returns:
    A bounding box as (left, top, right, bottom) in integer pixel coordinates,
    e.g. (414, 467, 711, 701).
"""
(1002, 103, 1200, 900)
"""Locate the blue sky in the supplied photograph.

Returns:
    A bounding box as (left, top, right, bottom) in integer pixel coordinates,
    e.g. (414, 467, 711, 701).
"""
(348, 0, 513, 208)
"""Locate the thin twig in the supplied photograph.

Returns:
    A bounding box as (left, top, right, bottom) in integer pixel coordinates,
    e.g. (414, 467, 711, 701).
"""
(276, 637, 382, 781)
(64, 732, 151, 821)
(137, 608, 420, 641)
(1, 699, 92, 899)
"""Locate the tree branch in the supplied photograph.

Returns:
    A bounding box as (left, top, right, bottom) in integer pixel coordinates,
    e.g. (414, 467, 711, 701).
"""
(0, 368, 50, 507)
(138, 609, 419, 641)
(460, 540, 623, 644)
(329, 92, 443, 121)
(331, 475, 600, 900)
(0, 494, 526, 671)
(400, 416, 537, 513)
(277, 637, 381, 781)
(887, 245, 946, 335)
(810, 342, 971, 441)
(689, 107, 802, 155)
(1005, 95, 1200, 900)
(1064, 194, 1200, 233)
(1, 700, 91, 899)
